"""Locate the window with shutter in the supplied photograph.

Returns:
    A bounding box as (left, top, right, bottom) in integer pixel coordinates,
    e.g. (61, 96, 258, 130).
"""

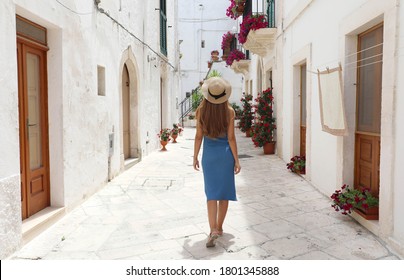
(160, 0, 167, 56)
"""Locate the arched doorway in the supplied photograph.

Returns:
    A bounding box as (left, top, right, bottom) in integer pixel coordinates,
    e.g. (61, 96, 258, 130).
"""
(119, 47, 140, 167)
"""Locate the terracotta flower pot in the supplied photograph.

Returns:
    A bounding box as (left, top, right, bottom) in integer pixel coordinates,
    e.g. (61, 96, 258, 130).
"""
(211, 55, 219, 62)
(263, 142, 275, 155)
(160, 140, 168, 151)
(171, 133, 178, 143)
(354, 206, 379, 220)
(245, 128, 252, 137)
(295, 169, 306, 175)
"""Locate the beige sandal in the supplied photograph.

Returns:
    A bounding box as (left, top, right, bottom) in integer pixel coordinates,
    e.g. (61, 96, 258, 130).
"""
(206, 232, 219, 248)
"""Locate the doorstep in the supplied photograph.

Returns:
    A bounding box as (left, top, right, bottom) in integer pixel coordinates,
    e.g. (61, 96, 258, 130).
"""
(22, 206, 65, 245)
(124, 157, 140, 171)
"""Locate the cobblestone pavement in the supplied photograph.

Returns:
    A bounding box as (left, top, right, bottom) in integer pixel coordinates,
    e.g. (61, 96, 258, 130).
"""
(10, 127, 402, 260)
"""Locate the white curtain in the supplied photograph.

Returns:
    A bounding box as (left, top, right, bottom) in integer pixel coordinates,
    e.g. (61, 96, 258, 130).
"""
(317, 66, 347, 136)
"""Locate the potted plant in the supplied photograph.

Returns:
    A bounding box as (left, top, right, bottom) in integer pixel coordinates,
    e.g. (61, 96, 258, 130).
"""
(225, 49, 246, 66)
(251, 121, 276, 153)
(207, 69, 222, 78)
(251, 87, 276, 154)
(331, 184, 379, 220)
(171, 123, 183, 143)
(231, 102, 242, 120)
(238, 14, 268, 44)
(211, 50, 220, 61)
(238, 93, 254, 136)
(158, 128, 171, 151)
(286, 156, 306, 174)
(226, 0, 246, 19)
(221, 31, 234, 60)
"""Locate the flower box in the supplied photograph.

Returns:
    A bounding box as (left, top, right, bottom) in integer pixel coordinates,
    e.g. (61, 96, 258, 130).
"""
(225, 49, 245, 66)
(230, 59, 250, 75)
(354, 206, 379, 220)
(243, 28, 277, 57)
(331, 184, 379, 220)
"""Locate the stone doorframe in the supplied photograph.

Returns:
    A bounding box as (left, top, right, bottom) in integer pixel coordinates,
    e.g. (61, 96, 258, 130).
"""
(119, 46, 141, 165)
(291, 44, 312, 180)
(340, 1, 397, 242)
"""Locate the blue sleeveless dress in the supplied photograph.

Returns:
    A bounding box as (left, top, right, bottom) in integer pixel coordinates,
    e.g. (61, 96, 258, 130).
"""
(201, 135, 237, 201)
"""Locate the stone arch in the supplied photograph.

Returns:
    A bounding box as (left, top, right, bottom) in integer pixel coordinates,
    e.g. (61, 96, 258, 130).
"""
(119, 46, 140, 166)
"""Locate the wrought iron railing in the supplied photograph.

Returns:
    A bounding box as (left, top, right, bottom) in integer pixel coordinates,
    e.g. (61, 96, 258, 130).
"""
(230, 35, 250, 59)
(243, 0, 276, 28)
(179, 69, 213, 125)
(179, 86, 202, 126)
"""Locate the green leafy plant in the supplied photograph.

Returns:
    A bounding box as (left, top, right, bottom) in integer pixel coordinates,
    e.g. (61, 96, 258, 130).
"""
(192, 88, 203, 111)
(207, 70, 222, 78)
(158, 128, 171, 142)
(171, 123, 183, 135)
(331, 185, 379, 215)
(238, 93, 254, 133)
(231, 102, 242, 119)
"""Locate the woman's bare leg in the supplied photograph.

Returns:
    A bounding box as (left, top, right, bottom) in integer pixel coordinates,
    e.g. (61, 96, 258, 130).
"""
(217, 200, 229, 233)
(207, 200, 218, 233)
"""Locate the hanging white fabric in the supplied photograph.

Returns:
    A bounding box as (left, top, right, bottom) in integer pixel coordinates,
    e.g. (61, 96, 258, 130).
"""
(317, 64, 347, 136)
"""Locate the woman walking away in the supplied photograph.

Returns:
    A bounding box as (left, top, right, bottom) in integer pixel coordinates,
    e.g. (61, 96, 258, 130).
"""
(193, 77, 241, 248)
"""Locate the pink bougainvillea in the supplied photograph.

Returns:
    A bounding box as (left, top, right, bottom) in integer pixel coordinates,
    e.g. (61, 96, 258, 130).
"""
(238, 14, 268, 44)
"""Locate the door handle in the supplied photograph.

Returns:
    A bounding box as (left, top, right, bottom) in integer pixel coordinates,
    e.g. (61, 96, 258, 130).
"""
(26, 119, 37, 138)
(26, 119, 37, 127)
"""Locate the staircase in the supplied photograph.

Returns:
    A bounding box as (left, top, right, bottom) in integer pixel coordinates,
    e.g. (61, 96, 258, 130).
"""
(179, 85, 203, 127)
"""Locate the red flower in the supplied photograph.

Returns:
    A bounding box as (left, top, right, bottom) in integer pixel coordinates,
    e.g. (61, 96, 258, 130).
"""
(238, 15, 268, 44)
(330, 184, 378, 215)
(225, 49, 246, 66)
(221, 31, 235, 50)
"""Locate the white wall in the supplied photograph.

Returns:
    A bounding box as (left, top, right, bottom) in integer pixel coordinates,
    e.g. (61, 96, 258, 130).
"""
(392, 0, 404, 255)
(0, 0, 21, 259)
(275, 0, 403, 256)
(0, 0, 179, 258)
(178, 0, 241, 104)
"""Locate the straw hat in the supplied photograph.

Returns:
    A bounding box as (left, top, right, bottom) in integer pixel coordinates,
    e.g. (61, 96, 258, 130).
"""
(201, 77, 232, 104)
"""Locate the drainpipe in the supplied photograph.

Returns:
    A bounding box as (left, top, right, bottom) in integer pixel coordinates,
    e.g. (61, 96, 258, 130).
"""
(108, 126, 114, 181)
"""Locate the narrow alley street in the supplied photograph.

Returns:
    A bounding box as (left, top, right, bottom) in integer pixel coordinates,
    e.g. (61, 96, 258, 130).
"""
(9, 127, 401, 260)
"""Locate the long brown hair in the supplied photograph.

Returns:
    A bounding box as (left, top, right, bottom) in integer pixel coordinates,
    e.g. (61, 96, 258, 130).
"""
(196, 99, 231, 138)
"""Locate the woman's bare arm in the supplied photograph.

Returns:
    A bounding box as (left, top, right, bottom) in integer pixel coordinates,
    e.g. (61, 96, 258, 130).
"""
(193, 110, 203, 171)
(227, 108, 241, 174)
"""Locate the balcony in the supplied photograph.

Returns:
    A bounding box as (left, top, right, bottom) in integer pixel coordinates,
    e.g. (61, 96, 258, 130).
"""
(229, 36, 251, 75)
(231, 59, 251, 75)
(242, 0, 277, 57)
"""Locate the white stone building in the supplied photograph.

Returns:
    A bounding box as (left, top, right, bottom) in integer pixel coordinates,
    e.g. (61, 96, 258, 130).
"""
(0, 0, 180, 259)
(178, 0, 244, 108)
(232, 0, 404, 257)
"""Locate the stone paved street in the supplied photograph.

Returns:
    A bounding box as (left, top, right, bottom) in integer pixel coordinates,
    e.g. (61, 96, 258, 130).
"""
(9, 127, 402, 260)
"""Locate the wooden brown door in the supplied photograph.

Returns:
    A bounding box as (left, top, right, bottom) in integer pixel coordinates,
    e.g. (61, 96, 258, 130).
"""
(354, 23, 383, 197)
(17, 36, 50, 219)
(300, 64, 307, 157)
